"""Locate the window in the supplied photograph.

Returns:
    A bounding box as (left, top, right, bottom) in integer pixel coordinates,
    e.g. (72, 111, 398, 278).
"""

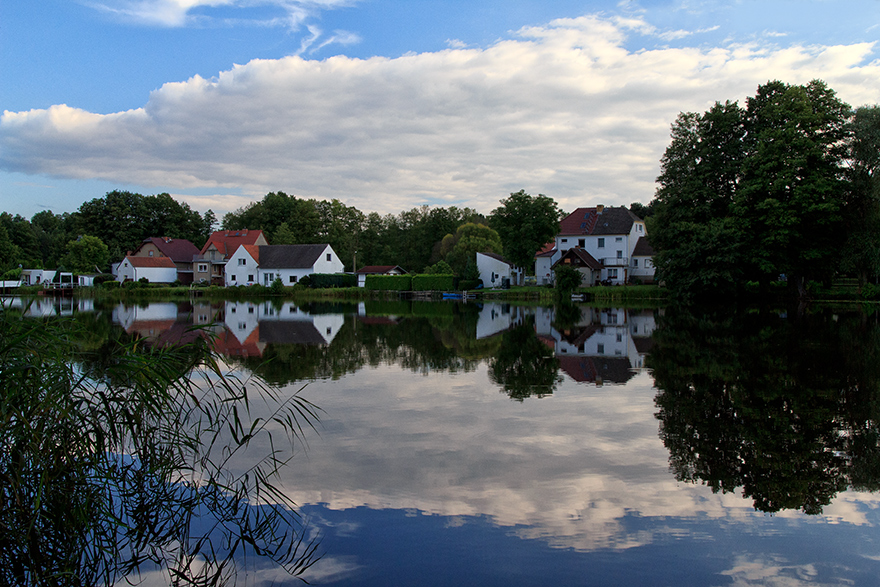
(326, 253, 331, 261)
(231, 275, 237, 282)
(248, 306, 254, 314)
(616, 333, 623, 342)
(632, 259, 638, 267)
(598, 238, 605, 248)
(617, 250, 623, 259)
(608, 268, 618, 279)
(597, 343, 604, 354)
(289, 275, 297, 283)
(238, 258, 246, 266)
(198, 264, 208, 273)
(327, 327, 332, 335)
(561, 238, 568, 243)
(248, 274, 254, 281)
(238, 322, 247, 330)
(645, 259, 653, 268)
(148, 251, 153, 257)
(231, 307, 236, 314)
(578, 238, 585, 248)
(638, 224, 643, 233)
(616, 237, 623, 242)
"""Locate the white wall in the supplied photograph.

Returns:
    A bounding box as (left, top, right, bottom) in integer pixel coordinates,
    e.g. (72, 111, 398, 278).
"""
(477, 253, 512, 288)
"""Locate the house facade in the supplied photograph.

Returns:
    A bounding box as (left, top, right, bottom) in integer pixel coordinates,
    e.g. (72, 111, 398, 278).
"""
(129, 237, 201, 284)
(224, 244, 344, 287)
(536, 205, 654, 286)
(477, 252, 522, 288)
(117, 256, 178, 283)
(195, 229, 269, 285)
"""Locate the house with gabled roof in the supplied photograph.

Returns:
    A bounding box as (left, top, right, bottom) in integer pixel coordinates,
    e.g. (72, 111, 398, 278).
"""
(195, 229, 269, 285)
(224, 243, 344, 287)
(129, 237, 201, 284)
(116, 256, 178, 283)
(536, 205, 654, 286)
(476, 252, 522, 288)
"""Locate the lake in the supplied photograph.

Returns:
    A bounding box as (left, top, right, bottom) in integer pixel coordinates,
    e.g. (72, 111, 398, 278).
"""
(3, 296, 880, 586)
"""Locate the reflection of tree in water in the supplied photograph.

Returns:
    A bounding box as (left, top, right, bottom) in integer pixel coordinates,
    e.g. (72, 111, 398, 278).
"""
(489, 319, 562, 401)
(650, 306, 880, 513)
(0, 309, 321, 585)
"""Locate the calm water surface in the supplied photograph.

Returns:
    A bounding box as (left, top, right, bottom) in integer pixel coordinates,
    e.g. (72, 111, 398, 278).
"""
(5, 297, 880, 586)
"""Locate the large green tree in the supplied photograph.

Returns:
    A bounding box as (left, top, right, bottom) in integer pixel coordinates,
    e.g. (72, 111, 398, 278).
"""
(650, 80, 852, 299)
(444, 223, 503, 275)
(488, 190, 561, 272)
(60, 235, 110, 273)
(841, 105, 880, 287)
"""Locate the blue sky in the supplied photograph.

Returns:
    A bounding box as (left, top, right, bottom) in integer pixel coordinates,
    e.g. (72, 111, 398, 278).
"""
(2, 0, 879, 220)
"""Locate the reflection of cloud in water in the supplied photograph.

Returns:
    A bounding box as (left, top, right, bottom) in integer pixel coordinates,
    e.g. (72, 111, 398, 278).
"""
(223, 364, 880, 553)
(720, 556, 835, 587)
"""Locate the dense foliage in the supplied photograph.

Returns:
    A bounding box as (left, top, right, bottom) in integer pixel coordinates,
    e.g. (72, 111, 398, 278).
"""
(650, 80, 878, 300)
(489, 190, 562, 271)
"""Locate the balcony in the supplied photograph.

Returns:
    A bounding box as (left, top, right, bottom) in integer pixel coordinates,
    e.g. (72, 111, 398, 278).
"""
(602, 257, 629, 267)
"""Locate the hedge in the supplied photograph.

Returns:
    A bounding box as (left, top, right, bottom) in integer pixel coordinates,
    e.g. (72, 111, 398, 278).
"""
(412, 274, 454, 291)
(365, 274, 412, 291)
(308, 273, 357, 289)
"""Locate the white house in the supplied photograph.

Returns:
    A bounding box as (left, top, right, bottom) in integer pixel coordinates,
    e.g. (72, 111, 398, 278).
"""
(536, 205, 654, 286)
(476, 252, 521, 288)
(225, 244, 344, 287)
(116, 256, 178, 283)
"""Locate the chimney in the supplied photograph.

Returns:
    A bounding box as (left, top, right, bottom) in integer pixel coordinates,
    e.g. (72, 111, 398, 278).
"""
(596, 204, 604, 214)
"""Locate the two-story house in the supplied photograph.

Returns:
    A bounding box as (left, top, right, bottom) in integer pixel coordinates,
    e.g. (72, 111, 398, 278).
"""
(194, 229, 269, 285)
(537, 205, 654, 286)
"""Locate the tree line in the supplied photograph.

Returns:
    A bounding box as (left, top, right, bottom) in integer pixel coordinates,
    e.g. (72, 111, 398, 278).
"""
(0, 188, 562, 277)
(649, 79, 880, 300)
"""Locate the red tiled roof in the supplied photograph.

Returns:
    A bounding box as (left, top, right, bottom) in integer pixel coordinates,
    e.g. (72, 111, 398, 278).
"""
(241, 244, 260, 263)
(535, 242, 556, 258)
(125, 256, 176, 268)
(201, 229, 267, 258)
(558, 207, 640, 236)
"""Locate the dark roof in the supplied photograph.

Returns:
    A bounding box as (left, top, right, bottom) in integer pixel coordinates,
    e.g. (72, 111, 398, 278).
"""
(552, 248, 602, 271)
(557, 356, 635, 384)
(140, 237, 200, 262)
(356, 265, 407, 275)
(558, 207, 641, 236)
(258, 244, 329, 269)
(259, 321, 328, 345)
(632, 236, 654, 257)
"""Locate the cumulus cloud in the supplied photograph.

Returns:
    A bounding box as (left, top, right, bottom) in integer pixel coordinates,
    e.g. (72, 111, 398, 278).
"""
(2, 14, 879, 215)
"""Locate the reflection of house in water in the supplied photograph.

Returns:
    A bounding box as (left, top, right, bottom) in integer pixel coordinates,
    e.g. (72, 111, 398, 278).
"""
(535, 306, 655, 385)
(476, 303, 525, 339)
(2, 296, 92, 317)
(220, 301, 344, 358)
(112, 302, 204, 347)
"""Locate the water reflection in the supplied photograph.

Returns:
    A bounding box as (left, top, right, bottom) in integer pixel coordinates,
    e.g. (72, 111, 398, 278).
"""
(6, 296, 880, 585)
(650, 305, 880, 514)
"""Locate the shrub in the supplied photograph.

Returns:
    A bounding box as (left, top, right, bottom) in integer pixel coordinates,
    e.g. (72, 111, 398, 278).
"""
(412, 274, 454, 291)
(270, 277, 285, 294)
(308, 273, 357, 289)
(365, 275, 412, 291)
(459, 279, 481, 290)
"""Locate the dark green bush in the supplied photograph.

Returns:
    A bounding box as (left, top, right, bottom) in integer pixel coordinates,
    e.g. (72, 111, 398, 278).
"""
(309, 273, 357, 289)
(412, 274, 454, 291)
(365, 275, 412, 291)
(459, 279, 481, 290)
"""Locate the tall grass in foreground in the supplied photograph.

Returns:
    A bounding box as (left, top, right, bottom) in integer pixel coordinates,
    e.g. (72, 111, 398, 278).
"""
(0, 304, 321, 586)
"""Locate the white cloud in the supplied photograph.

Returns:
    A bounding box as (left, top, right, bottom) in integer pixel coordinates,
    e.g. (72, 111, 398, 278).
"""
(3, 14, 879, 216)
(85, 0, 352, 29)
